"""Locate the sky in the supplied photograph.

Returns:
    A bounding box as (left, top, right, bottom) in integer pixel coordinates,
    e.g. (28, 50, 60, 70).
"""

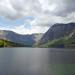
(0, 0, 75, 34)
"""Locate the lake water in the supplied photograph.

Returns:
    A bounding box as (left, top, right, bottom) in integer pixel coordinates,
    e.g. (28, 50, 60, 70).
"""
(0, 48, 75, 75)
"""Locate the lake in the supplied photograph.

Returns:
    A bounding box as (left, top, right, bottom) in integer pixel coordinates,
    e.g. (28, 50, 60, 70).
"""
(0, 48, 75, 75)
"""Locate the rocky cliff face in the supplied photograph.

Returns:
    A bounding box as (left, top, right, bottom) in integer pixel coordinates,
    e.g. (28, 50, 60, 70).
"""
(40, 23, 75, 44)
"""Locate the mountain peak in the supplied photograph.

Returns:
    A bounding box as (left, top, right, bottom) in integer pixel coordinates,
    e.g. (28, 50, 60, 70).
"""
(39, 22, 75, 44)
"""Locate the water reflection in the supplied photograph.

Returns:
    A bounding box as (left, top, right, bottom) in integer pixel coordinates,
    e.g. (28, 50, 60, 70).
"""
(11, 48, 49, 75)
(0, 48, 75, 75)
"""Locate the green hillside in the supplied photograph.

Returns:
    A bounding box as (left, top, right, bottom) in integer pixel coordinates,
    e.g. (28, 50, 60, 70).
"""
(38, 31, 75, 48)
(0, 39, 26, 47)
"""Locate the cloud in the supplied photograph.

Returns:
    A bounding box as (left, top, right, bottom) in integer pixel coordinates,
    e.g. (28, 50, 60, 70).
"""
(11, 25, 49, 34)
(0, 0, 75, 34)
(0, 24, 49, 34)
(0, 0, 17, 19)
(0, 0, 75, 19)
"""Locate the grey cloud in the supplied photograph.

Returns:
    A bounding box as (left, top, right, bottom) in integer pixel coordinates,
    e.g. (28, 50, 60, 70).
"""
(52, 0, 75, 16)
(41, 0, 75, 17)
(0, 0, 75, 27)
(9, 0, 42, 19)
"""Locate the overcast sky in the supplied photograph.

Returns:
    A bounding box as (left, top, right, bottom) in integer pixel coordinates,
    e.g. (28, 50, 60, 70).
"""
(0, 0, 75, 34)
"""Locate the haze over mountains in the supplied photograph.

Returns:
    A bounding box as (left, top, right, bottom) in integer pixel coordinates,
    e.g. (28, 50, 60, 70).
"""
(0, 22, 75, 48)
(0, 30, 43, 47)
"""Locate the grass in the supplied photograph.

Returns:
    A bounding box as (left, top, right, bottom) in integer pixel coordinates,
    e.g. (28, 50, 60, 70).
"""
(38, 35, 75, 48)
(36, 30, 75, 48)
(0, 39, 26, 47)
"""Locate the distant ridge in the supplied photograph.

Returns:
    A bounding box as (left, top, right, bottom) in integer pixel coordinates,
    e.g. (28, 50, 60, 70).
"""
(0, 30, 43, 47)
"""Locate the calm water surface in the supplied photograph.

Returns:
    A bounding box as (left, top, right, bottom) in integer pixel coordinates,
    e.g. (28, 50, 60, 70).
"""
(0, 48, 75, 75)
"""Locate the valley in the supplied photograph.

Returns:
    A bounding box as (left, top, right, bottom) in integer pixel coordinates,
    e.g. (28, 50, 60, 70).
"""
(0, 22, 75, 48)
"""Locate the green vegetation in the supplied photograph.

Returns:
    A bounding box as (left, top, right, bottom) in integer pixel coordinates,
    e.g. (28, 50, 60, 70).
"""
(40, 38, 65, 48)
(38, 34, 75, 48)
(0, 39, 26, 47)
(49, 64, 75, 75)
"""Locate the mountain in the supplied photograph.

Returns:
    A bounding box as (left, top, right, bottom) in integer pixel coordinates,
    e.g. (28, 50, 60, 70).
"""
(1, 22, 75, 48)
(39, 23, 75, 45)
(0, 30, 43, 47)
(0, 39, 26, 47)
(39, 30, 75, 48)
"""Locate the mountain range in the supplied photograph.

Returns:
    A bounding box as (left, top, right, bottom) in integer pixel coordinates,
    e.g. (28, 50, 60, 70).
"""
(39, 22, 75, 48)
(0, 30, 43, 47)
(0, 22, 75, 48)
